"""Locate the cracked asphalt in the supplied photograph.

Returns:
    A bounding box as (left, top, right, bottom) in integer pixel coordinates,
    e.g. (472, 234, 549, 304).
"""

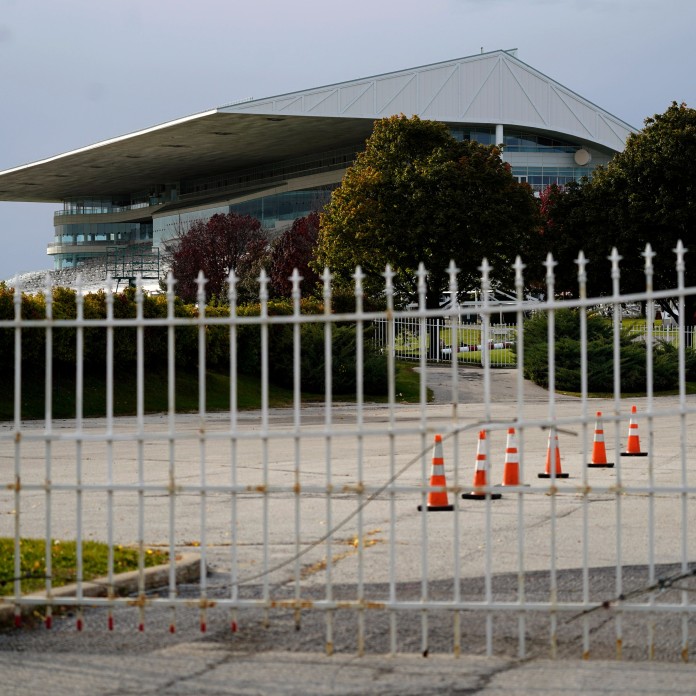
(2, 366, 696, 694)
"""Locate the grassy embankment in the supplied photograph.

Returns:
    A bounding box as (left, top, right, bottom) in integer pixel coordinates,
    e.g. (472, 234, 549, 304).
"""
(0, 361, 424, 420)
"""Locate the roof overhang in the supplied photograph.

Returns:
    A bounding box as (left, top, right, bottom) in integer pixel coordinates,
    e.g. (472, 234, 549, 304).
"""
(0, 50, 636, 204)
(0, 111, 375, 202)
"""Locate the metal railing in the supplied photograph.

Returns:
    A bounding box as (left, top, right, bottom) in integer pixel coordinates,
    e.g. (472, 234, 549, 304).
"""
(372, 316, 517, 366)
(373, 314, 696, 368)
(627, 323, 696, 348)
(1, 247, 696, 660)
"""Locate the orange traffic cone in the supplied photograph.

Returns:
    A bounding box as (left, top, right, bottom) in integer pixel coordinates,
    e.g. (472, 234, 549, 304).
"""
(500, 427, 524, 486)
(418, 434, 454, 511)
(538, 430, 569, 479)
(621, 405, 648, 457)
(587, 411, 614, 468)
(462, 430, 502, 500)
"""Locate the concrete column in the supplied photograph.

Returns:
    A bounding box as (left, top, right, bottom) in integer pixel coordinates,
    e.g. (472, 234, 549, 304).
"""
(496, 124, 504, 159)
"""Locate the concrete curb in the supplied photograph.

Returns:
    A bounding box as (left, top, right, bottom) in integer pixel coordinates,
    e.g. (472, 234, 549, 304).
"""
(0, 552, 201, 629)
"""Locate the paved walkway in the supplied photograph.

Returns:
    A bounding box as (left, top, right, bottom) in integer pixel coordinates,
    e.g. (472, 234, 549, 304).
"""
(2, 648, 696, 695)
(417, 364, 576, 404)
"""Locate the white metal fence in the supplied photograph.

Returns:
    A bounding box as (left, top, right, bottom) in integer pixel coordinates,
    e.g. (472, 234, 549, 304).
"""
(627, 323, 696, 348)
(372, 310, 696, 368)
(372, 316, 517, 366)
(1, 248, 696, 661)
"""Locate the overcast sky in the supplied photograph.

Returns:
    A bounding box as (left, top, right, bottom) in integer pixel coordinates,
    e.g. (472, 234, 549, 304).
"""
(1, 0, 694, 280)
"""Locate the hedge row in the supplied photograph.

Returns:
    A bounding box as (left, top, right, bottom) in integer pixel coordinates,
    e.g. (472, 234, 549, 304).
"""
(521, 309, 696, 393)
(0, 284, 387, 396)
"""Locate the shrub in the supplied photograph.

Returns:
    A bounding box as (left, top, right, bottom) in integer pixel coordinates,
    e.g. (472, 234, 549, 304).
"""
(259, 320, 387, 396)
(520, 309, 693, 393)
(0, 287, 387, 397)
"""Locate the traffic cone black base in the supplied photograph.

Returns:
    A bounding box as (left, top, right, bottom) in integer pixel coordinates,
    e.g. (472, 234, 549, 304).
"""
(462, 491, 502, 500)
(538, 472, 569, 479)
(587, 462, 614, 468)
(418, 503, 455, 511)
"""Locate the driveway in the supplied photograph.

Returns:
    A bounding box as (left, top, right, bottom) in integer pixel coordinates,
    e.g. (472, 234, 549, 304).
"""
(417, 364, 576, 404)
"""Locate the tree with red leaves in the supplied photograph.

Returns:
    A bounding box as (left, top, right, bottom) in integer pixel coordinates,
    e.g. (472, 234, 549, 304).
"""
(269, 212, 320, 298)
(538, 182, 563, 230)
(168, 213, 268, 303)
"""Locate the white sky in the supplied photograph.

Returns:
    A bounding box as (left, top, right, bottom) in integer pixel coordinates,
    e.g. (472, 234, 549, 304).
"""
(1, 0, 694, 280)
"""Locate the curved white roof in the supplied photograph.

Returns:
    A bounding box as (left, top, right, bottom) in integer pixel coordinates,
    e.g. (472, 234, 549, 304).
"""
(224, 49, 634, 152)
(0, 50, 634, 203)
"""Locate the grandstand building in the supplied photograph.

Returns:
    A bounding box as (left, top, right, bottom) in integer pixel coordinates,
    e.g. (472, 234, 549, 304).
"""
(0, 49, 635, 271)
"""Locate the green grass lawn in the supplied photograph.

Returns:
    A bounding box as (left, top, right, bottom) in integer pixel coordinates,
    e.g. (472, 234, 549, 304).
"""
(0, 538, 168, 596)
(0, 361, 424, 420)
(455, 348, 515, 365)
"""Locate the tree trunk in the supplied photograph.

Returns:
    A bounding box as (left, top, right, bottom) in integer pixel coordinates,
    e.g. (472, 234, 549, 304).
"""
(426, 288, 443, 361)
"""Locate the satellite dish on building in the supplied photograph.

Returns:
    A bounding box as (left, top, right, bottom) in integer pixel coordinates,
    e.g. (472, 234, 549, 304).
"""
(574, 148, 592, 166)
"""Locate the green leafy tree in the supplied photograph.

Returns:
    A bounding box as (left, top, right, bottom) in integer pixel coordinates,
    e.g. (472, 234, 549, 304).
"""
(539, 102, 696, 319)
(313, 115, 541, 309)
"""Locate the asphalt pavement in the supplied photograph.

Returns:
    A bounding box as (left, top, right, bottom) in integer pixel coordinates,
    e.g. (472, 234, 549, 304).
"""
(2, 365, 696, 694)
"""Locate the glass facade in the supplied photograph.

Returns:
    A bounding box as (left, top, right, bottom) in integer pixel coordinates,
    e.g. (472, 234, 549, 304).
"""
(148, 147, 360, 248)
(59, 193, 158, 216)
(449, 125, 612, 193)
(450, 127, 496, 145)
(452, 126, 583, 153)
(504, 131, 578, 153)
(229, 187, 335, 229)
(509, 165, 597, 190)
(51, 221, 153, 269)
(49, 126, 617, 270)
(54, 222, 153, 245)
(153, 186, 335, 249)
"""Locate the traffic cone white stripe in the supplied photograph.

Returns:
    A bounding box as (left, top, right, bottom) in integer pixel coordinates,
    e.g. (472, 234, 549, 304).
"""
(588, 411, 614, 468)
(463, 430, 502, 500)
(622, 405, 648, 456)
(500, 427, 524, 486)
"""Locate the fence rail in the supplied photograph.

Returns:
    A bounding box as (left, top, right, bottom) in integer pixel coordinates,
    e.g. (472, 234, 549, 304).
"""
(2, 248, 696, 661)
(627, 323, 696, 348)
(372, 317, 517, 366)
(373, 317, 696, 368)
